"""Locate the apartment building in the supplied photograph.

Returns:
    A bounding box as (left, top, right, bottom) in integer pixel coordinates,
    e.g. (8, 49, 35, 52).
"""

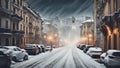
(0, 0, 43, 48)
(94, 0, 120, 51)
(80, 19, 94, 45)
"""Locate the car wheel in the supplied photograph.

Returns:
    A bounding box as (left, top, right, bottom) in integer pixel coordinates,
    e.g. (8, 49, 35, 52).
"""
(24, 55, 28, 60)
(12, 57, 18, 62)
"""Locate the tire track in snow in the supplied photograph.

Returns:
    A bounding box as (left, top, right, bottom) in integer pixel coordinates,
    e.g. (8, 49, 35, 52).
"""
(12, 47, 64, 68)
(74, 47, 102, 68)
(72, 47, 89, 68)
(34, 47, 69, 68)
(52, 48, 74, 68)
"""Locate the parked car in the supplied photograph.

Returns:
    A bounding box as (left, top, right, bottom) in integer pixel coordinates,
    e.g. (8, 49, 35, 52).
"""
(100, 50, 120, 67)
(100, 53, 106, 63)
(86, 47, 102, 62)
(45, 46, 51, 51)
(38, 44, 45, 53)
(83, 45, 94, 53)
(0, 47, 11, 68)
(0, 46, 28, 62)
(79, 44, 86, 50)
(25, 44, 39, 55)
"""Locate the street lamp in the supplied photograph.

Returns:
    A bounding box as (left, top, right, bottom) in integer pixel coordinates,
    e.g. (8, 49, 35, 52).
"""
(88, 34, 92, 45)
(48, 36, 53, 51)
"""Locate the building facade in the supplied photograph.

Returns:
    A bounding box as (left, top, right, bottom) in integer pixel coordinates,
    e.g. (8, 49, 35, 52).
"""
(0, 0, 43, 48)
(80, 19, 94, 45)
(95, 0, 120, 51)
(43, 22, 59, 47)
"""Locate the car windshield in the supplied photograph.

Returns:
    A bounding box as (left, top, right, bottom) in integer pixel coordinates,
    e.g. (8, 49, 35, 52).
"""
(90, 51, 102, 53)
(91, 55, 100, 58)
(0, 47, 9, 49)
(112, 52, 120, 57)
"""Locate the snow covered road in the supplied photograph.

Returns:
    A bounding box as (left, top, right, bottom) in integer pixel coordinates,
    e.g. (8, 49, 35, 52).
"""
(11, 45, 106, 68)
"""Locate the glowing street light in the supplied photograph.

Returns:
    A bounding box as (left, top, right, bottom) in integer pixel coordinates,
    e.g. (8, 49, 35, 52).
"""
(48, 35, 53, 51)
(88, 34, 92, 45)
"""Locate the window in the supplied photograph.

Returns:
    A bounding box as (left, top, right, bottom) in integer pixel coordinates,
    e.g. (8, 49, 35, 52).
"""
(13, 48, 17, 51)
(114, 0, 117, 11)
(0, 0, 1, 7)
(12, 38, 15, 46)
(20, 24, 22, 30)
(0, 38, 1, 45)
(13, 7, 16, 14)
(0, 18, 1, 27)
(17, 23, 19, 30)
(5, 0, 8, 9)
(108, 36, 111, 49)
(5, 38, 9, 46)
(13, 23, 15, 30)
(16, 48, 21, 51)
(114, 34, 117, 49)
(13, 0, 15, 3)
(6, 20, 8, 28)
(20, 0, 22, 6)
(29, 22, 32, 28)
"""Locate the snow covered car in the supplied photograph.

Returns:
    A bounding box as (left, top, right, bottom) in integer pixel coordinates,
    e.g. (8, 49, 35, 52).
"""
(102, 50, 120, 67)
(100, 53, 106, 63)
(1, 46, 28, 62)
(83, 45, 95, 53)
(38, 44, 45, 53)
(86, 47, 102, 62)
(45, 46, 52, 51)
(77, 44, 86, 50)
(25, 44, 39, 55)
(0, 47, 11, 68)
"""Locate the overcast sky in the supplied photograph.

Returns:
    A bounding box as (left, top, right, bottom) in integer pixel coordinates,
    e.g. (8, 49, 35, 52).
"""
(27, 0, 93, 19)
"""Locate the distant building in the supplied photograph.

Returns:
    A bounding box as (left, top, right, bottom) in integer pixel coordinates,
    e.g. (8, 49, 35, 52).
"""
(80, 19, 94, 45)
(43, 21, 59, 47)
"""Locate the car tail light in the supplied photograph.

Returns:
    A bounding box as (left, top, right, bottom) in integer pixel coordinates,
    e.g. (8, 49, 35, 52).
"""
(32, 48, 36, 51)
(109, 56, 114, 59)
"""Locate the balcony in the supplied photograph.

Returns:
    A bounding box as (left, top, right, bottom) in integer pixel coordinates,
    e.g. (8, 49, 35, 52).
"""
(0, 28, 11, 33)
(11, 14, 22, 21)
(0, 7, 11, 17)
(0, 28, 12, 35)
(12, 30, 24, 35)
(29, 32, 34, 35)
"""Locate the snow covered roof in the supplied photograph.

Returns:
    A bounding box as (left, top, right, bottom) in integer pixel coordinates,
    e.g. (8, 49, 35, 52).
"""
(88, 47, 102, 52)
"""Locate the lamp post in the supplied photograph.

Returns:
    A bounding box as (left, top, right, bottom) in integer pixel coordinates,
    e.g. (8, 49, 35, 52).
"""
(48, 36, 53, 51)
(88, 34, 92, 45)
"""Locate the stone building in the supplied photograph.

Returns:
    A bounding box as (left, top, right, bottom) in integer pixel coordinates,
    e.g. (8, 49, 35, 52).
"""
(94, 0, 120, 51)
(80, 19, 94, 45)
(0, 0, 43, 48)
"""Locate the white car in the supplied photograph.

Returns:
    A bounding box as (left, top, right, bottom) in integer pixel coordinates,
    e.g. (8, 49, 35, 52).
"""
(101, 50, 120, 67)
(1, 46, 28, 62)
(100, 53, 106, 63)
(86, 47, 102, 62)
(45, 46, 52, 51)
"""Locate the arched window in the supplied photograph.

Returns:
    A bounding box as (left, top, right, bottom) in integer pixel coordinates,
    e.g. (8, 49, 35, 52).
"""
(12, 38, 15, 46)
(5, 38, 9, 46)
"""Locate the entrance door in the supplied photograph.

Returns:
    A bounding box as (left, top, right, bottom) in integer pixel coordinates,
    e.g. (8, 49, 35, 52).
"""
(114, 34, 117, 49)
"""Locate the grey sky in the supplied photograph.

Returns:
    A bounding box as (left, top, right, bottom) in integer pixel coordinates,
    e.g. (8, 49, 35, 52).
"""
(27, 0, 93, 19)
